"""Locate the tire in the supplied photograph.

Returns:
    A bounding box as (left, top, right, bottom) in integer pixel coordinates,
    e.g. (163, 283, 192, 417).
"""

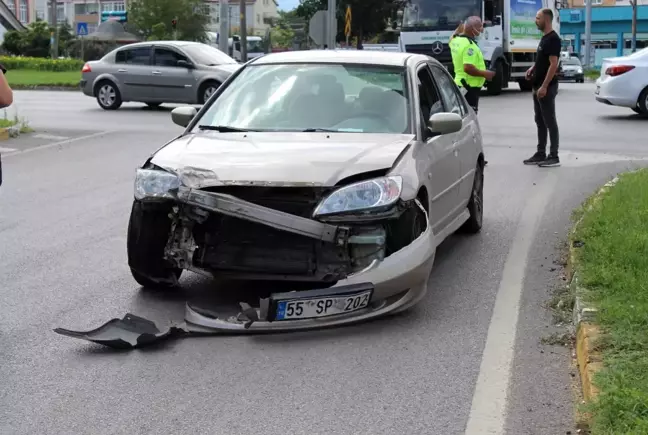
(518, 79, 533, 92)
(459, 161, 484, 234)
(636, 87, 648, 116)
(386, 198, 427, 255)
(486, 61, 504, 96)
(95, 80, 122, 110)
(199, 80, 221, 104)
(126, 200, 182, 289)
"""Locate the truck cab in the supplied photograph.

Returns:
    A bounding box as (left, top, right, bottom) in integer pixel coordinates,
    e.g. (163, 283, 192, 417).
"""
(399, 0, 562, 95)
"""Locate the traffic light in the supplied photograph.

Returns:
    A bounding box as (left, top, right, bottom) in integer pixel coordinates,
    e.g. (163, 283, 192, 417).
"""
(171, 18, 177, 29)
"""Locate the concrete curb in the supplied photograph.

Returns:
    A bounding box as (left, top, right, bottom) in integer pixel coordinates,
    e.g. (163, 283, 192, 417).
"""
(11, 85, 80, 92)
(569, 176, 619, 429)
(0, 125, 21, 141)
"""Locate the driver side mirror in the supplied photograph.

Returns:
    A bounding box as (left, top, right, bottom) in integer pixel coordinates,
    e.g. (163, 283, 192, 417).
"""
(427, 112, 462, 135)
(171, 106, 198, 128)
(177, 60, 194, 69)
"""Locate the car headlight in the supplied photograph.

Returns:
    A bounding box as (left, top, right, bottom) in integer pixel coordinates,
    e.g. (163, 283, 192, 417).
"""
(313, 176, 403, 217)
(577, 68, 583, 74)
(134, 168, 180, 201)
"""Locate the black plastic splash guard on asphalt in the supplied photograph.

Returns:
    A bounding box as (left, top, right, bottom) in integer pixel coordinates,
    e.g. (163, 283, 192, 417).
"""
(53, 313, 209, 350)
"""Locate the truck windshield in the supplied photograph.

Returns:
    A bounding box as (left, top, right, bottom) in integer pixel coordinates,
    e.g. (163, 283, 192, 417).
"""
(247, 40, 264, 53)
(402, 0, 481, 32)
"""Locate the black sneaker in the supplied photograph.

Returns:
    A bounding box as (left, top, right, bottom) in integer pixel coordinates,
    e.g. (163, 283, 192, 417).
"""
(523, 152, 546, 165)
(538, 155, 560, 167)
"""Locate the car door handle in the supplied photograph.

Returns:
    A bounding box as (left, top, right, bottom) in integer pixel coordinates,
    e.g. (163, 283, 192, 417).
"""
(152, 71, 162, 75)
(117, 69, 127, 73)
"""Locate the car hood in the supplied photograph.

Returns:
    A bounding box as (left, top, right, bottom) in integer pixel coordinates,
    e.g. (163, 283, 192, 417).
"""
(150, 132, 415, 188)
(209, 63, 241, 74)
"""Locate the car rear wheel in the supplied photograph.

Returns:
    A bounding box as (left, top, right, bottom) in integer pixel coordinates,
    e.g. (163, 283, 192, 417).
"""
(127, 200, 182, 289)
(459, 161, 484, 234)
(636, 87, 648, 116)
(95, 80, 122, 110)
(199, 81, 221, 104)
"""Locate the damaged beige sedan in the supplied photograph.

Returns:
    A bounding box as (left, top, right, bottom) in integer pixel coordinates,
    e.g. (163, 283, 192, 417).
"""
(126, 50, 485, 332)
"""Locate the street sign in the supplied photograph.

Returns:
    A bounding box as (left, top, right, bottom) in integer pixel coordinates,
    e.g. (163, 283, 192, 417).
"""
(309, 9, 327, 47)
(345, 6, 351, 38)
(76, 22, 88, 36)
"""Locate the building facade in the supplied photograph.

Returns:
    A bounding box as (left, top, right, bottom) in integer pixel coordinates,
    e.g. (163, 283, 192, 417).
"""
(202, 0, 278, 35)
(560, 4, 648, 66)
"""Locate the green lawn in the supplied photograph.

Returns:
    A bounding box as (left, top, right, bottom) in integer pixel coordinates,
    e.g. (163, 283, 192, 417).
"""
(7, 70, 80, 87)
(573, 168, 648, 434)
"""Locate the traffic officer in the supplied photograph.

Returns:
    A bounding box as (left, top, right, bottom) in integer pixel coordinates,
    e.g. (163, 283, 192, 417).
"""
(450, 16, 495, 114)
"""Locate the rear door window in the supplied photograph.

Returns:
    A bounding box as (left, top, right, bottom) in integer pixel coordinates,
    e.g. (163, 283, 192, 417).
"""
(115, 47, 151, 65)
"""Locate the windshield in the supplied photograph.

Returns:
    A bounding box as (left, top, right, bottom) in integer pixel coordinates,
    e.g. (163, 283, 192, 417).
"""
(402, 0, 481, 31)
(247, 40, 264, 53)
(194, 63, 410, 134)
(562, 58, 581, 66)
(183, 44, 238, 65)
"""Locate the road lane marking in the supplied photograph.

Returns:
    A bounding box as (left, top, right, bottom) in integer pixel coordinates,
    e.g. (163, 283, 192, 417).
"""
(464, 171, 559, 435)
(2, 130, 116, 158)
(32, 133, 70, 140)
(0, 147, 17, 152)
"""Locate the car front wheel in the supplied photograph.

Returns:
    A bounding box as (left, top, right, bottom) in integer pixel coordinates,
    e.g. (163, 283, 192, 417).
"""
(459, 161, 484, 234)
(199, 81, 221, 104)
(127, 200, 182, 289)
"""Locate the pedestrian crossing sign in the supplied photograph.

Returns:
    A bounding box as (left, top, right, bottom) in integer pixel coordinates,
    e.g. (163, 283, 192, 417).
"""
(76, 22, 88, 36)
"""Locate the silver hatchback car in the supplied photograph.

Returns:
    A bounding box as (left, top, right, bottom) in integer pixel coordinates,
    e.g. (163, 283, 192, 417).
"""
(80, 41, 242, 110)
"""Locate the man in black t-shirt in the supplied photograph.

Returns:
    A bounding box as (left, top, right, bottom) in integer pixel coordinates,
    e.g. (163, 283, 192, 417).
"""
(522, 8, 562, 167)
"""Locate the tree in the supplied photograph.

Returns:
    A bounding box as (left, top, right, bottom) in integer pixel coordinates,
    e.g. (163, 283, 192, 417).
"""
(1, 20, 52, 57)
(271, 10, 299, 49)
(57, 21, 74, 56)
(295, 0, 403, 48)
(128, 0, 209, 42)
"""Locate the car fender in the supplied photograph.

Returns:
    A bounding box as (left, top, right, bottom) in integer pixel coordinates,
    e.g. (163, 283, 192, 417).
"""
(91, 73, 125, 96)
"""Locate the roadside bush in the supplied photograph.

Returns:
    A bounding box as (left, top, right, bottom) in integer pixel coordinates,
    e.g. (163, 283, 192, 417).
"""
(0, 56, 84, 71)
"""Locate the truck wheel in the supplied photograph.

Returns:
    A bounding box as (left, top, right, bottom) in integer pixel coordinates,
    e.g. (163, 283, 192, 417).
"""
(486, 61, 504, 96)
(518, 80, 533, 92)
(127, 200, 182, 289)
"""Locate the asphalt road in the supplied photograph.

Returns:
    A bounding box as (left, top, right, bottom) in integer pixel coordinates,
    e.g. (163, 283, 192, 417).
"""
(1, 84, 646, 435)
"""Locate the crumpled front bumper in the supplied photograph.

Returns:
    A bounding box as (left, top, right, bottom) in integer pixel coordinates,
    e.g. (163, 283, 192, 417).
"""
(55, 186, 434, 350)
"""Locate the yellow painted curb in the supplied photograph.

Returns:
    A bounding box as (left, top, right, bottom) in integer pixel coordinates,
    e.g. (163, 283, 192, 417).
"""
(568, 178, 620, 431)
(0, 127, 9, 141)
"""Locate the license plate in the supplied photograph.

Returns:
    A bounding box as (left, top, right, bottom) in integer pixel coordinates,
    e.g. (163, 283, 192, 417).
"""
(595, 86, 600, 95)
(274, 288, 373, 321)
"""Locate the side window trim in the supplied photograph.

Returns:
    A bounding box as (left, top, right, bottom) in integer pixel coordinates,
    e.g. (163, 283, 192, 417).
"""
(153, 46, 189, 67)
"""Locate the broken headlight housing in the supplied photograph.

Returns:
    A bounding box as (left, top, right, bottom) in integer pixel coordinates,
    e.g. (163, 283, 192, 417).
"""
(134, 168, 180, 201)
(313, 175, 403, 217)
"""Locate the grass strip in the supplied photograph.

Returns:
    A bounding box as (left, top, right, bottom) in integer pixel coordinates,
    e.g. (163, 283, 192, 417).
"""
(573, 168, 648, 434)
(6, 70, 80, 87)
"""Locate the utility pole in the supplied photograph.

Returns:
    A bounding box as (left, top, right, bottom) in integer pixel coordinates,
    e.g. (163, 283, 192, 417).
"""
(239, 0, 247, 62)
(327, 0, 336, 48)
(583, 0, 592, 68)
(219, 0, 230, 54)
(49, 0, 59, 59)
(630, 0, 638, 53)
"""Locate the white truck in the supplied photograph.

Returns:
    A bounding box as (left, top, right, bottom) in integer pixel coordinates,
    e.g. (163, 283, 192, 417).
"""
(398, 0, 562, 95)
(206, 32, 266, 61)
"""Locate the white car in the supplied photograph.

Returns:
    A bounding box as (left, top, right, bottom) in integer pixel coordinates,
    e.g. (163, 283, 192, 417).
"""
(595, 47, 648, 116)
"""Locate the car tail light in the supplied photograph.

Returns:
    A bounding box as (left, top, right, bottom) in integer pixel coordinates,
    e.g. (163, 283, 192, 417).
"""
(81, 63, 91, 73)
(605, 65, 634, 76)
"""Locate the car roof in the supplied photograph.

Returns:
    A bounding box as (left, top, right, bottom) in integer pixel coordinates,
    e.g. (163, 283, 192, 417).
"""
(116, 41, 206, 49)
(251, 49, 427, 67)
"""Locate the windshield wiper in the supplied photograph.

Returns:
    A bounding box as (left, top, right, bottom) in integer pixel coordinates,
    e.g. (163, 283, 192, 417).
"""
(302, 128, 338, 132)
(198, 125, 255, 132)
